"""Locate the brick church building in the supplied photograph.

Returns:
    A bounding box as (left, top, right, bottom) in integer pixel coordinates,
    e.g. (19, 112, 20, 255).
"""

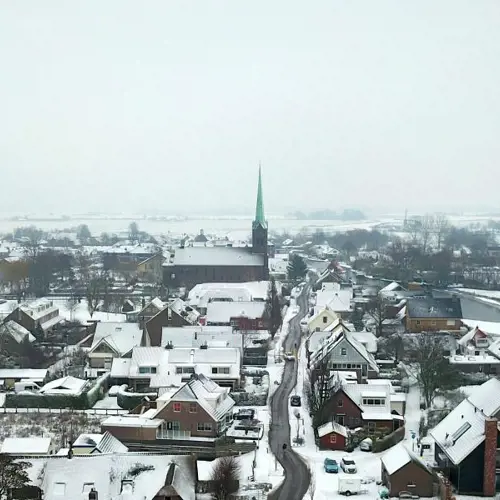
(164, 168, 269, 290)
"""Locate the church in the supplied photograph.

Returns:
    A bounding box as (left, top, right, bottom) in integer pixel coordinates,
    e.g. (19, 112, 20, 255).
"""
(163, 169, 269, 290)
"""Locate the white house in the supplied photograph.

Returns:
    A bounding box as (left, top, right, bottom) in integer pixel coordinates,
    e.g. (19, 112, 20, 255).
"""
(1, 437, 55, 456)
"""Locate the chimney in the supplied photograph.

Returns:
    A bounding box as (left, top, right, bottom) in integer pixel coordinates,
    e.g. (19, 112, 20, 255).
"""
(483, 418, 497, 496)
(89, 488, 98, 500)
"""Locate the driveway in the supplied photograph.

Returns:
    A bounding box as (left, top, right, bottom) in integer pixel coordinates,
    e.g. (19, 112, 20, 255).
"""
(268, 285, 311, 500)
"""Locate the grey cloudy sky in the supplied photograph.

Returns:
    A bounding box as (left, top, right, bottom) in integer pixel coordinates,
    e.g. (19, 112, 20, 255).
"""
(1, 1, 499, 216)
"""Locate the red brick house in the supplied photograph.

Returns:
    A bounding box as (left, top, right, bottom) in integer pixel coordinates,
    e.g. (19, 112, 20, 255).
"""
(381, 443, 435, 497)
(317, 421, 348, 451)
(102, 374, 235, 443)
(319, 382, 404, 432)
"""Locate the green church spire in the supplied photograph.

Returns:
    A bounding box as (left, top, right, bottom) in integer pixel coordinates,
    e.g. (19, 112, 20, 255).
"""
(254, 164, 267, 229)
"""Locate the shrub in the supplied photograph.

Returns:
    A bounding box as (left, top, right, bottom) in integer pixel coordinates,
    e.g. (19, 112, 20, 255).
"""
(372, 426, 405, 453)
(116, 387, 157, 410)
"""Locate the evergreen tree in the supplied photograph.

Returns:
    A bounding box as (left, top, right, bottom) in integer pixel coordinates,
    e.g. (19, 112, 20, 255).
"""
(0, 454, 30, 499)
(287, 254, 308, 282)
(265, 277, 282, 338)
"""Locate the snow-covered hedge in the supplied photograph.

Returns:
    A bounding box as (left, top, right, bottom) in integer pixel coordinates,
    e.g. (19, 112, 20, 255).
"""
(116, 386, 157, 410)
(4, 373, 109, 410)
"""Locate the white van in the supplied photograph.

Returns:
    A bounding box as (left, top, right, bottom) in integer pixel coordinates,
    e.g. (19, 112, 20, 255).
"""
(14, 381, 40, 393)
(338, 477, 362, 496)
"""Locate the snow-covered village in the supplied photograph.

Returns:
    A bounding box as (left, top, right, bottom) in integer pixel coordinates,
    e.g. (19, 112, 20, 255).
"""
(2, 2, 500, 499)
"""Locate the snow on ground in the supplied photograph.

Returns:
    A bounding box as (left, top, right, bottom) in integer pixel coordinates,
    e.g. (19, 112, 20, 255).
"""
(54, 299, 126, 324)
(458, 288, 500, 300)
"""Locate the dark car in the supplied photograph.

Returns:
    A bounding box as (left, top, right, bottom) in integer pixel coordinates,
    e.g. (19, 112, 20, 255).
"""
(290, 395, 301, 407)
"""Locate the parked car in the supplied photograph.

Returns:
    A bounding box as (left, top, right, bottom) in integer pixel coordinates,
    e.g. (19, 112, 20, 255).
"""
(290, 395, 301, 407)
(340, 457, 357, 474)
(359, 437, 372, 452)
(323, 458, 339, 473)
(338, 477, 361, 496)
(284, 352, 295, 361)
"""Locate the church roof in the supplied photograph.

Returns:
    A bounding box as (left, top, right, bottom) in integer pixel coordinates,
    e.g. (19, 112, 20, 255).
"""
(253, 165, 267, 230)
(173, 247, 264, 267)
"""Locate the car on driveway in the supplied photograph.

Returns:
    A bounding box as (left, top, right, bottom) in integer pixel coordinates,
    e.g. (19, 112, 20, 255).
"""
(323, 458, 339, 473)
(290, 395, 301, 407)
(340, 457, 357, 473)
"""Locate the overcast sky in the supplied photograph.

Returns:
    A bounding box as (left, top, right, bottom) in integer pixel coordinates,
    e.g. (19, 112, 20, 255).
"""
(1, 1, 499, 216)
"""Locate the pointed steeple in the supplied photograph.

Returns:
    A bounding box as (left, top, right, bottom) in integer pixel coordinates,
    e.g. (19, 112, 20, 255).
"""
(253, 164, 267, 229)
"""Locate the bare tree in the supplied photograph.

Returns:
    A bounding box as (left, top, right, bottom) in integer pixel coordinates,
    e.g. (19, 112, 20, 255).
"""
(411, 334, 459, 408)
(434, 213, 450, 251)
(85, 270, 110, 317)
(210, 456, 241, 500)
(367, 296, 388, 337)
(419, 214, 435, 254)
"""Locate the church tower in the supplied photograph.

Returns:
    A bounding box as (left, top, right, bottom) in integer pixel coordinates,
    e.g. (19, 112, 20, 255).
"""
(252, 166, 269, 277)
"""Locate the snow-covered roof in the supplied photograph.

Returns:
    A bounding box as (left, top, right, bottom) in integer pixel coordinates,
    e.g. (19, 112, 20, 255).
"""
(40, 376, 88, 395)
(109, 358, 132, 378)
(1, 437, 52, 454)
(0, 368, 47, 380)
(168, 298, 200, 324)
(206, 301, 266, 324)
(27, 453, 194, 500)
(0, 320, 35, 343)
(73, 433, 104, 448)
(19, 299, 59, 320)
(381, 443, 430, 475)
(317, 421, 348, 438)
(351, 331, 378, 354)
(462, 319, 500, 336)
(161, 328, 242, 350)
(91, 322, 143, 356)
(102, 415, 163, 428)
(315, 288, 353, 313)
(343, 382, 393, 418)
(430, 378, 500, 465)
(168, 374, 235, 422)
(173, 246, 264, 266)
(380, 281, 404, 294)
(92, 431, 129, 454)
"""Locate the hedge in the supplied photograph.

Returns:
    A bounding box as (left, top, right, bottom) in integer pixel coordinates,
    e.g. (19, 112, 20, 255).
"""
(372, 426, 405, 453)
(4, 373, 109, 410)
(116, 386, 157, 410)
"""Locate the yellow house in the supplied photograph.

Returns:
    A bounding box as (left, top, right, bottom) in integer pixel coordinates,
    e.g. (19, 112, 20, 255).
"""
(307, 305, 339, 333)
(136, 253, 164, 283)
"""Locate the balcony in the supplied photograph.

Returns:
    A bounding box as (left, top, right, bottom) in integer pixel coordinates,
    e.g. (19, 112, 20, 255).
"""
(156, 429, 191, 440)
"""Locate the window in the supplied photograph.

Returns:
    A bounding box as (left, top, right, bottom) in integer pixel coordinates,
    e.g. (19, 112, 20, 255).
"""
(197, 422, 213, 432)
(340, 348, 347, 356)
(447, 320, 455, 326)
(173, 402, 181, 412)
(82, 483, 95, 494)
(166, 421, 180, 430)
(316, 327, 320, 332)
(431, 321, 436, 327)
(189, 403, 197, 413)
(337, 415, 345, 425)
(330, 434, 337, 444)
(337, 399, 343, 407)
(368, 422, 376, 431)
(176, 367, 194, 374)
(212, 367, 230, 375)
(138, 366, 157, 374)
(323, 316, 328, 324)
(416, 320, 421, 325)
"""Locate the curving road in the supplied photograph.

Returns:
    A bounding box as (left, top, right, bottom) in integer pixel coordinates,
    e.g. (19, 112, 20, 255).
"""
(268, 284, 311, 500)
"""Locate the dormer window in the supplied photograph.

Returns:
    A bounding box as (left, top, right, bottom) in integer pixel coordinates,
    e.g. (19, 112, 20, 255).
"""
(138, 366, 157, 374)
(121, 480, 134, 494)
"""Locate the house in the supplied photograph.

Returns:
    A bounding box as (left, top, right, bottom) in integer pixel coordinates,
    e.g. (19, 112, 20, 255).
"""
(103, 375, 235, 443)
(379, 281, 407, 301)
(110, 345, 241, 391)
(25, 453, 195, 500)
(313, 283, 354, 319)
(144, 299, 200, 346)
(381, 443, 435, 497)
(138, 297, 166, 327)
(317, 421, 348, 450)
(0, 368, 47, 389)
(309, 319, 379, 382)
(136, 253, 164, 283)
(72, 431, 128, 455)
(405, 297, 462, 333)
(430, 377, 500, 495)
(205, 301, 267, 330)
(5, 299, 63, 335)
(163, 170, 269, 290)
(306, 305, 339, 334)
(458, 327, 490, 355)
(319, 381, 404, 431)
(0, 320, 36, 353)
(86, 322, 144, 377)
(1, 437, 55, 456)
